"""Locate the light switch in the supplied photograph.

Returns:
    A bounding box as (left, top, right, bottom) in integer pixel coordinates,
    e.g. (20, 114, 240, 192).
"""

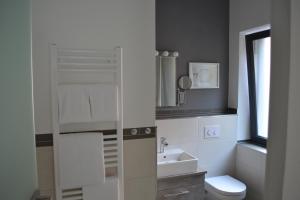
(204, 125, 220, 139)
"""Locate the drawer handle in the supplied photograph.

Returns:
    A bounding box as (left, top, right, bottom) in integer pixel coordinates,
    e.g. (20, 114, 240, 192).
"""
(163, 190, 190, 198)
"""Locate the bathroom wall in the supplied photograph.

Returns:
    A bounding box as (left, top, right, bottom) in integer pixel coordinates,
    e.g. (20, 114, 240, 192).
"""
(156, 115, 267, 200)
(0, 0, 37, 199)
(229, 1, 271, 200)
(281, 1, 300, 198)
(236, 144, 266, 200)
(156, 0, 230, 111)
(32, 0, 156, 200)
(264, 0, 290, 198)
(36, 147, 55, 198)
(266, 0, 300, 199)
(156, 115, 237, 177)
(123, 139, 157, 200)
(229, 0, 271, 140)
(32, 0, 155, 133)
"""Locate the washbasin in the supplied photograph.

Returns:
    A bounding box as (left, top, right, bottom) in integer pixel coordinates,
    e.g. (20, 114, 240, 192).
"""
(157, 148, 198, 178)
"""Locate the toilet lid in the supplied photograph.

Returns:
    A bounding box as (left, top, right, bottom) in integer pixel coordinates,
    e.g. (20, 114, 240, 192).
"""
(205, 175, 246, 197)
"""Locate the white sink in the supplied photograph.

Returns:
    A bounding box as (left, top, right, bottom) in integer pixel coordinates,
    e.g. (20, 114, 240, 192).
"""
(157, 148, 198, 178)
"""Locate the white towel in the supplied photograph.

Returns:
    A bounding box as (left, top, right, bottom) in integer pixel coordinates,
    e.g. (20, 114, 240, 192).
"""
(88, 84, 117, 122)
(58, 85, 91, 124)
(83, 181, 118, 200)
(58, 132, 105, 189)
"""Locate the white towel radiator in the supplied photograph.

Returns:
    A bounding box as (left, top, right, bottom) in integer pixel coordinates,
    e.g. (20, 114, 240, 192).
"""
(50, 44, 124, 200)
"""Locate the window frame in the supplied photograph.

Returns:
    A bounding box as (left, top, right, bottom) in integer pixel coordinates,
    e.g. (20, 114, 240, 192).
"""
(245, 29, 271, 147)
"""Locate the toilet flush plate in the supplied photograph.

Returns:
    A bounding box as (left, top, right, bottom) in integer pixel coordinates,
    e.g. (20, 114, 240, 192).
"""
(204, 125, 220, 139)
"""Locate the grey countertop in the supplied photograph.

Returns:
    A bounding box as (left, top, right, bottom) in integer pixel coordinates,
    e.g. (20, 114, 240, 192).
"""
(157, 169, 207, 180)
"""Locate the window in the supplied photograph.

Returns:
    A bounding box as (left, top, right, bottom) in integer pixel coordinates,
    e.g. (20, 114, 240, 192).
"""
(245, 30, 271, 147)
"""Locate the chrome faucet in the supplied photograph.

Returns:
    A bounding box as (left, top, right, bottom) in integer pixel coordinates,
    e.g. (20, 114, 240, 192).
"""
(160, 137, 168, 153)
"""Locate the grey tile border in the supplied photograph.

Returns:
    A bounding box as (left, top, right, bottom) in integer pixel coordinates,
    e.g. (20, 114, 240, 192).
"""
(123, 127, 156, 140)
(59, 129, 116, 135)
(35, 127, 157, 147)
(35, 134, 53, 147)
(156, 108, 237, 120)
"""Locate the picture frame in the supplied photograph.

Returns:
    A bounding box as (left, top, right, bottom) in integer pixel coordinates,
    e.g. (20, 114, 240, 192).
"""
(189, 62, 220, 89)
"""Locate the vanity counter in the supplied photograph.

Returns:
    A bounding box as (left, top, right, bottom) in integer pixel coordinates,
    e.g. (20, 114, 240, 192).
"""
(157, 170, 206, 200)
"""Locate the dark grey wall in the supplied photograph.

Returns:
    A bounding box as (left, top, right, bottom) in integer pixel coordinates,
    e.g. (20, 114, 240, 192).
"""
(156, 0, 229, 111)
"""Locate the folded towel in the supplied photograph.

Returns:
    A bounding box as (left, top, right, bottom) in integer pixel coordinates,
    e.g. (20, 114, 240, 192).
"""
(58, 85, 91, 124)
(58, 84, 118, 124)
(58, 132, 105, 188)
(88, 84, 117, 122)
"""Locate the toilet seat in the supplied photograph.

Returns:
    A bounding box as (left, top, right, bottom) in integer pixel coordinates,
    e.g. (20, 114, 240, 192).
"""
(205, 175, 246, 199)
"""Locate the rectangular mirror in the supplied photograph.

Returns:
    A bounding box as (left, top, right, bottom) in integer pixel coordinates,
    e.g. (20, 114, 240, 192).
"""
(156, 53, 177, 107)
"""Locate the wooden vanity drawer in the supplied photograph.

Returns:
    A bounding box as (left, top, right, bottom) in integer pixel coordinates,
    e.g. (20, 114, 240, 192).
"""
(157, 184, 204, 200)
(157, 172, 206, 200)
(158, 174, 204, 191)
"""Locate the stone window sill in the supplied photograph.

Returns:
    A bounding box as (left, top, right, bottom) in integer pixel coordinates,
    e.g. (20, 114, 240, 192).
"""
(237, 141, 267, 154)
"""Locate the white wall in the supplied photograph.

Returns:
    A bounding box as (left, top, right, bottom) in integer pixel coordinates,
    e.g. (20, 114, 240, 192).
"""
(236, 144, 266, 200)
(0, 0, 37, 199)
(266, 0, 300, 199)
(229, 2, 271, 199)
(156, 115, 237, 177)
(229, 0, 271, 107)
(32, 1, 156, 200)
(281, 1, 300, 199)
(264, 0, 291, 198)
(229, 0, 271, 140)
(32, 0, 156, 134)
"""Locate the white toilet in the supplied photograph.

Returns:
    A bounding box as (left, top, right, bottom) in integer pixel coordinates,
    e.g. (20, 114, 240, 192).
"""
(205, 175, 246, 200)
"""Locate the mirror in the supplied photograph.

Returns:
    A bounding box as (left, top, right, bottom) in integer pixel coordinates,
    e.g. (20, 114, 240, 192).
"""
(178, 76, 192, 90)
(177, 76, 192, 105)
(156, 51, 178, 107)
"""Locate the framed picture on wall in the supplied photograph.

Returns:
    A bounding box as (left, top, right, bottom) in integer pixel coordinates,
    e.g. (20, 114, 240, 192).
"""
(189, 62, 220, 89)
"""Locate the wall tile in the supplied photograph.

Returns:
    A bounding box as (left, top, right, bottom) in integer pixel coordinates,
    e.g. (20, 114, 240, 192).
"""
(124, 176, 156, 200)
(156, 118, 198, 151)
(236, 144, 266, 200)
(36, 138, 157, 200)
(36, 146, 56, 199)
(156, 115, 238, 177)
(124, 138, 157, 179)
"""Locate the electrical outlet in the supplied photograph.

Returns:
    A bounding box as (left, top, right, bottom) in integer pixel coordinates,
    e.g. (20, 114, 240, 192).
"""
(204, 125, 220, 139)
